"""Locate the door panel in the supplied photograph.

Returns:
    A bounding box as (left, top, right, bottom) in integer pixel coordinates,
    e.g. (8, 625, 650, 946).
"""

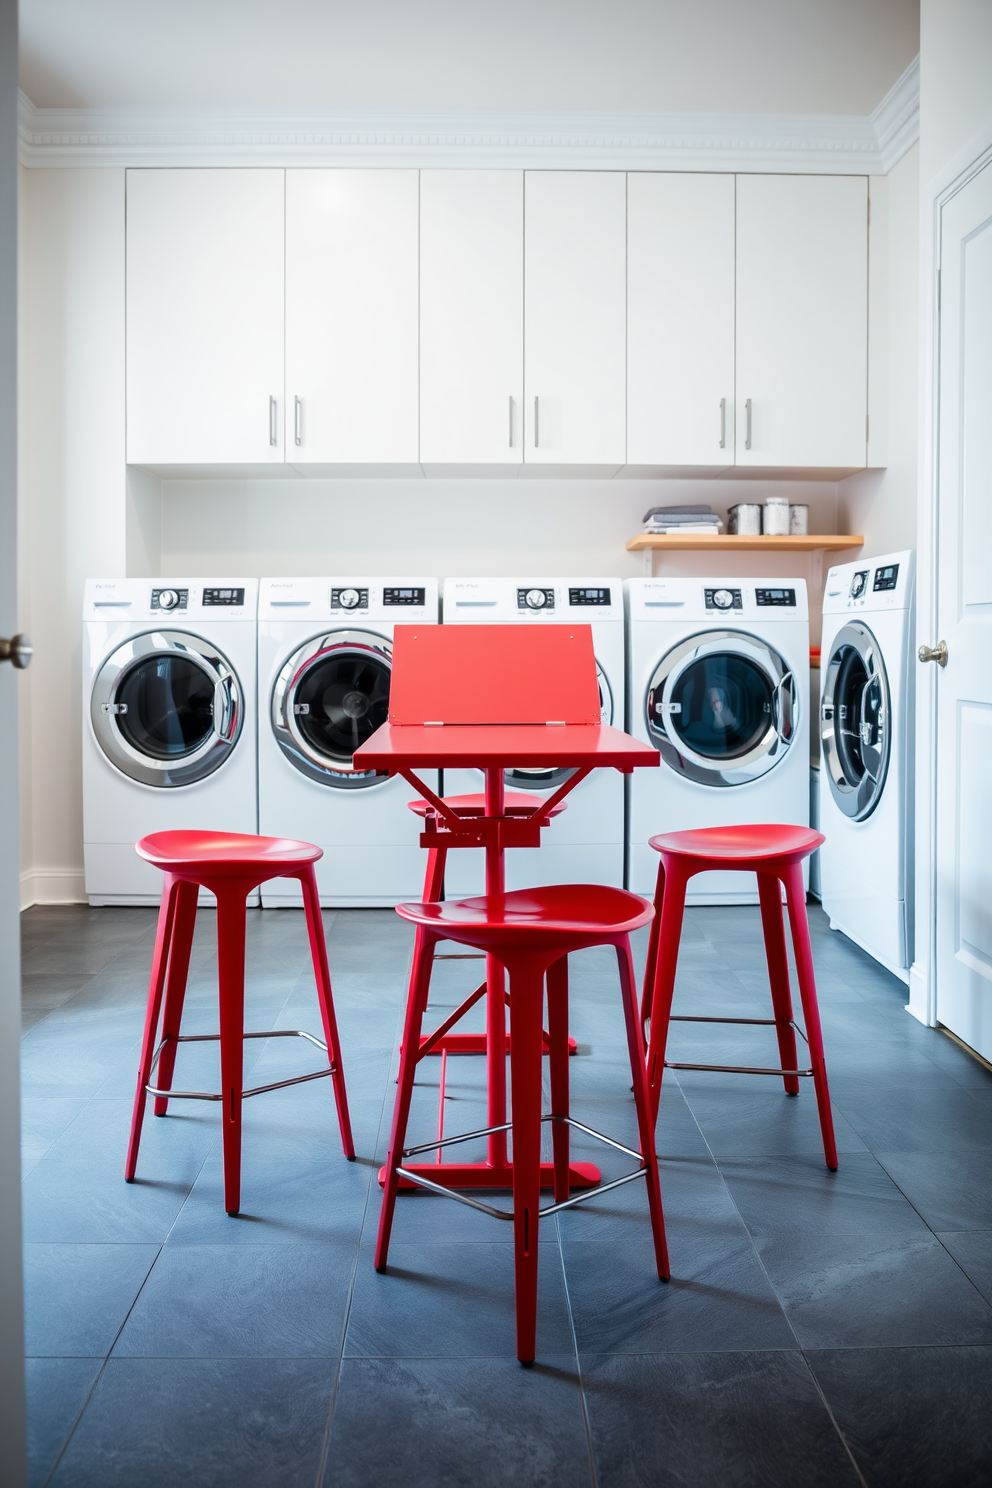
(524, 172, 626, 467)
(736, 174, 868, 469)
(420, 170, 523, 467)
(286, 170, 419, 465)
(126, 169, 285, 464)
(935, 158, 992, 1060)
(627, 173, 735, 467)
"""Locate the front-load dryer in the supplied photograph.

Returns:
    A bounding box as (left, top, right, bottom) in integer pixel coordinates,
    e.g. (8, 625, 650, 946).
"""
(257, 578, 439, 907)
(626, 577, 810, 904)
(82, 578, 258, 905)
(442, 577, 625, 892)
(818, 551, 915, 981)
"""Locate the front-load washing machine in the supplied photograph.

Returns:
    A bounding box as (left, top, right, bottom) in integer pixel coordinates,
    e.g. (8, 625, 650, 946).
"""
(83, 578, 258, 905)
(257, 578, 439, 907)
(818, 551, 915, 981)
(442, 577, 625, 892)
(626, 577, 810, 903)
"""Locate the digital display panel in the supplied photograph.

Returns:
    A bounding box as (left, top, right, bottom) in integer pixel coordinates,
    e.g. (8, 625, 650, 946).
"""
(755, 588, 797, 607)
(202, 587, 245, 606)
(568, 588, 612, 606)
(383, 587, 426, 606)
(873, 564, 900, 592)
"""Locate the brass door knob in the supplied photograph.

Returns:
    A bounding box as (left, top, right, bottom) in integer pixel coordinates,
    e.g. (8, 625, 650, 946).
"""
(0, 633, 33, 669)
(918, 641, 948, 667)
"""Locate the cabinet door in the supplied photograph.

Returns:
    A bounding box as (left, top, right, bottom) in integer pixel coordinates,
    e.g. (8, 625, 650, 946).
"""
(286, 170, 419, 466)
(524, 172, 626, 468)
(736, 175, 868, 469)
(126, 169, 285, 465)
(420, 171, 523, 469)
(627, 173, 735, 468)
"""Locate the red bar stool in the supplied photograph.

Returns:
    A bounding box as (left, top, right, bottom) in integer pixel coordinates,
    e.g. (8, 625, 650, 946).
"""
(641, 823, 837, 1171)
(125, 830, 354, 1215)
(376, 884, 669, 1365)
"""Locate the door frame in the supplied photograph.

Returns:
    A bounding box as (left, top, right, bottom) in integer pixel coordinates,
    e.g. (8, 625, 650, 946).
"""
(910, 120, 992, 1028)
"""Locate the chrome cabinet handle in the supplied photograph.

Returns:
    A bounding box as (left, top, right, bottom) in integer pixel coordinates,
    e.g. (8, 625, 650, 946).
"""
(269, 396, 278, 447)
(719, 398, 726, 449)
(744, 398, 752, 450)
(0, 633, 32, 669)
(919, 641, 948, 667)
(534, 396, 539, 449)
(294, 396, 302, 447)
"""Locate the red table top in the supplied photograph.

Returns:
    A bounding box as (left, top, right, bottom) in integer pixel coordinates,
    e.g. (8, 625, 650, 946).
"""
(353, 721, 660, 773)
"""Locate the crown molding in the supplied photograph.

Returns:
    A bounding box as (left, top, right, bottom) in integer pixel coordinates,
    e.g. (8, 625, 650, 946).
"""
(18, 58, 919, 174)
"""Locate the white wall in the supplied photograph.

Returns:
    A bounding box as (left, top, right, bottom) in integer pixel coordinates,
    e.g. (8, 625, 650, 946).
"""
(18, 167, 126, 906)
(920, 0, 992, 185)
(837, 141, 920, 558)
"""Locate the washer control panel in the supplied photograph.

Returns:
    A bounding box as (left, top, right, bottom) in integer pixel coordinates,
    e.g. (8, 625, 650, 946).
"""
(331, 587, 368, 611)
(872, 563, 900, 593)
(383, 587, 426, 607)
(755, 587, 797, 607)
(202, 587, 245, 607)
(517, 587, 555, 611)
(569, 587, 612, 606)
(151, 587, 188, 611)
(704, 587, 742, 611)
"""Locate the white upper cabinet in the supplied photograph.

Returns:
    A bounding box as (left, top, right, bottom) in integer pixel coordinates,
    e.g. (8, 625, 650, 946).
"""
(285, 170, 419, 466)
(420, 171, 524, 469)
(627, 173, 736, 468)
(735, 175, 868, 470)
(524, 172, 627, 468)
(126, 169, 286, 465)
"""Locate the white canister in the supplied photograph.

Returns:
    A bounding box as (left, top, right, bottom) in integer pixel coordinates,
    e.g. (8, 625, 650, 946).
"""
(728, 503, 762, 535)
(789, 504, 809, 535)
(762, 497, 790, 536)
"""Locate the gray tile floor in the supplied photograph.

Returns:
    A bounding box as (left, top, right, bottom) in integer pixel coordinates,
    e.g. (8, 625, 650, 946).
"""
(19, 900, 992, 1487)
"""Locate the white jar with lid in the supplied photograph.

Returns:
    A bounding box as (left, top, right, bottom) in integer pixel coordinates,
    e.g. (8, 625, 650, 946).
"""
(762, 497, 790, 536)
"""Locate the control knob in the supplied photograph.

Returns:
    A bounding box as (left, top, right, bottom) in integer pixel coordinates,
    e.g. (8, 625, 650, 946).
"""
(712, 588, 735, 610)
(524, 589, 548, 610)
(339, 588, 361, 609)
(158, 589, 180, 611)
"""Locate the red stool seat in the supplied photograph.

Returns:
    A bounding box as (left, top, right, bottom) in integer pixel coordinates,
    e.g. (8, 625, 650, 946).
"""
(126, 830, 354, 1215)
(641, 822, 837, 1170)
(376, 884, 669, 1365)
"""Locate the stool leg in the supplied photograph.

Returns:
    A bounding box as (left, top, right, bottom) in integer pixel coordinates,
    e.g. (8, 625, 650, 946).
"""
(756, 872, 801, 1097)
(783, 864, 839, 1172)
(506, 957, 546, 1366)
(645, 861, 691, 1122)
(375, 928, 438, 1271)
(546, 956, 570, 1205)
(153, 879, 199, 1117)
(640, 857, 666, 1032)
(126, 877, 180, 1181)
(216, 882, 249, 1215)
(423, 844, 445, 903)
(616, 939, 670, 1281)
(299, 867, 355, 1160)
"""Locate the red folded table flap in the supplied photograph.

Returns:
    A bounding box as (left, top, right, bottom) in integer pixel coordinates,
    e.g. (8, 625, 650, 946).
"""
(388, 624, 601, 725)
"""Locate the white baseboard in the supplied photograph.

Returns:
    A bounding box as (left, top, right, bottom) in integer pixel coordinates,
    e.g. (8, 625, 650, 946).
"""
(20, 869, 88, 910)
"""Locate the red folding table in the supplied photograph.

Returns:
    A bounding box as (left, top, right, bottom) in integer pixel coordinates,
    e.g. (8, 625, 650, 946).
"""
(353, 623, 659, 1192)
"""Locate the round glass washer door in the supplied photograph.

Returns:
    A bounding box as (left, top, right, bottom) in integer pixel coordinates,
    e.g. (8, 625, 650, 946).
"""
(504, 661, 612, 794)
(90, 630, 244, 788)
(271, 630, 392, 789)
(820, 621, 890, 820)
(646, 630, 798, 788)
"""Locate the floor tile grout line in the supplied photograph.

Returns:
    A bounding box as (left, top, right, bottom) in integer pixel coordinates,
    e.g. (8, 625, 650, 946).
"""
(555, 1211, 601, 1488)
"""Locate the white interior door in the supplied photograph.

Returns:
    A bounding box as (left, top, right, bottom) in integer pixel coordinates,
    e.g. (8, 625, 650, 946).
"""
(420, 170, 523, 469)
(735, 174, 868, 470)
(286, 169, 420, 466)
(627, 172, 735, 467)
(126, 169, 286, 465)
(524, 171, 626, 469)
(933, 157, 992, 1062)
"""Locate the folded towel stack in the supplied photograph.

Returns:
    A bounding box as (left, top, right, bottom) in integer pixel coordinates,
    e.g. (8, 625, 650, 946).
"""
(642, 504, 724, 534)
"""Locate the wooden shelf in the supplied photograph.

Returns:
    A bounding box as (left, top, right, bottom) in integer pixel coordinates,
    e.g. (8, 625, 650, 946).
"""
(627, 533, 864, 553)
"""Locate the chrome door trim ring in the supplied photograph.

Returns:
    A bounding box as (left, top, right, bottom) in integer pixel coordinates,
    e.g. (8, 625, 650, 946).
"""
(820, 621, 891, 820)
(90, 629, 244, 788)
(645, 629, 798, 788)
(271, 628, 392, 789)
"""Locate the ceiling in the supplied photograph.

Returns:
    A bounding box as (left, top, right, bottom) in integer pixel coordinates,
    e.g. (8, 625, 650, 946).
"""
(20, 0, 920, 116)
